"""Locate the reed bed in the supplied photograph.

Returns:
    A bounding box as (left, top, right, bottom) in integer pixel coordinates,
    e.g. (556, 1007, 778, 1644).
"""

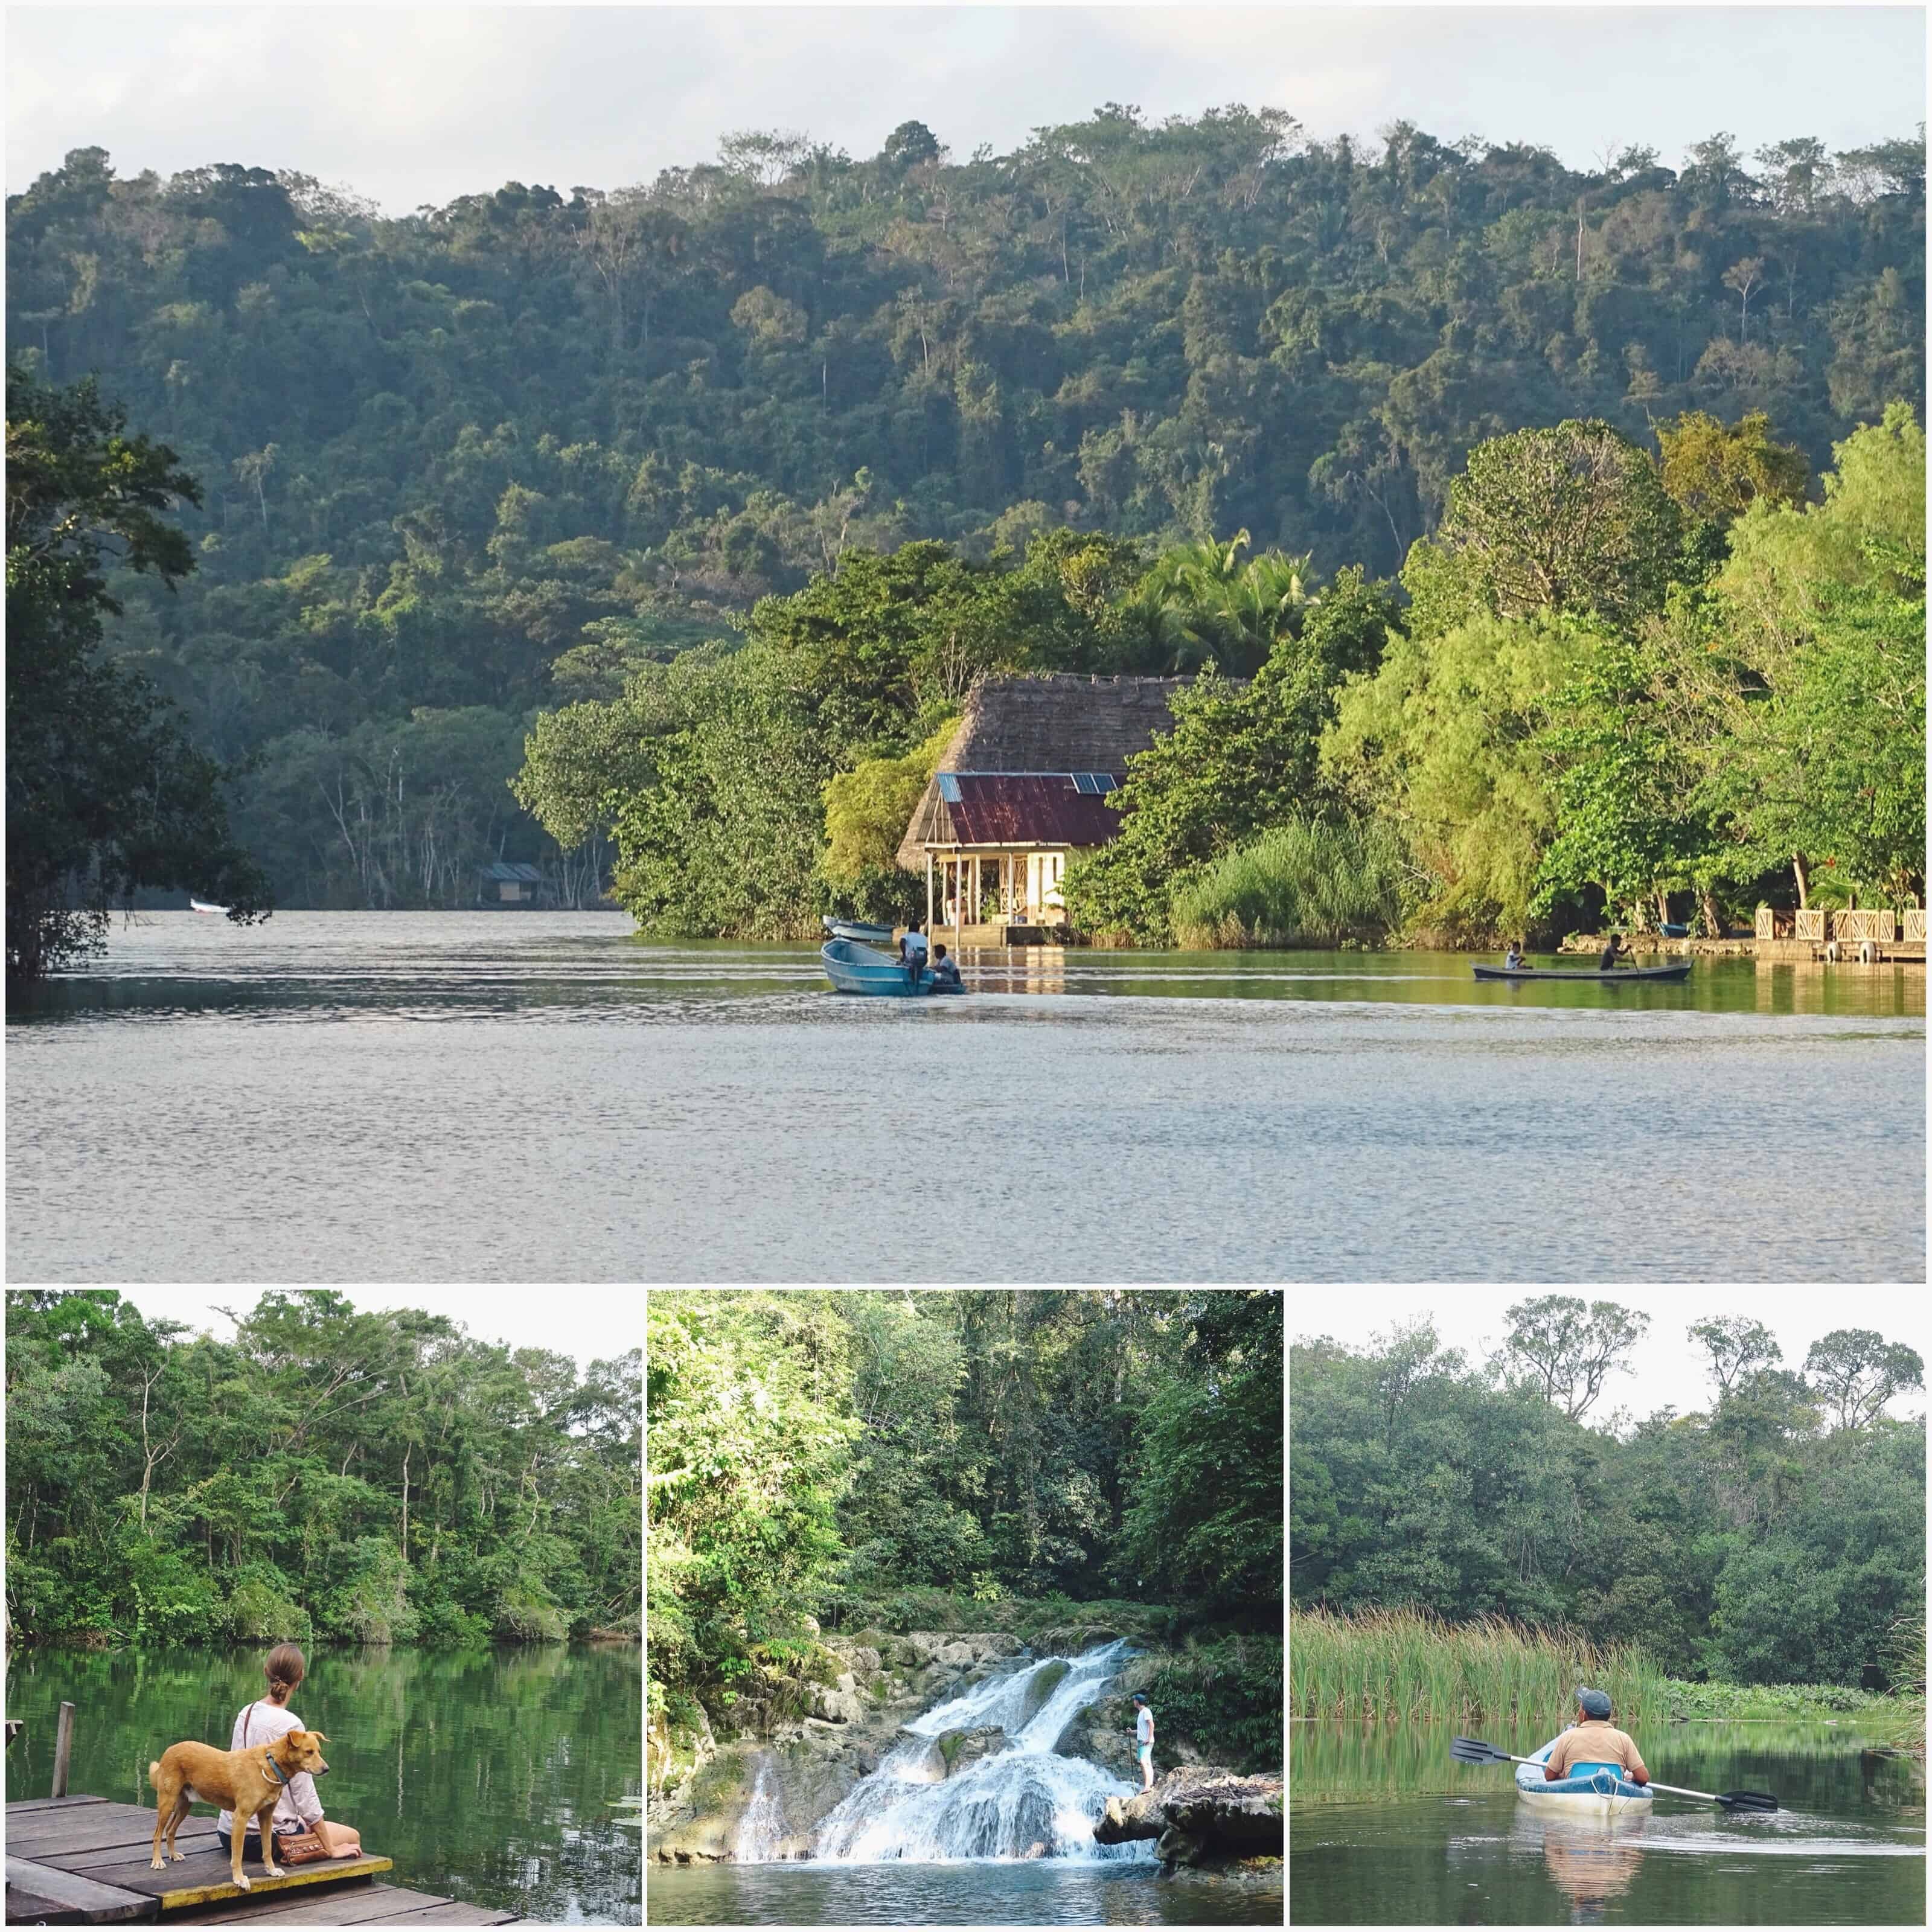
(1168, 817, 1407, 949)
(1291, 1605, 1669, 1726)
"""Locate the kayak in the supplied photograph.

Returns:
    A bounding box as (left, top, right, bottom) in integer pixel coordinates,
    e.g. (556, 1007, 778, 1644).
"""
(1474, 963, 1692, 983)
(1515, 1738, 1653, 1818)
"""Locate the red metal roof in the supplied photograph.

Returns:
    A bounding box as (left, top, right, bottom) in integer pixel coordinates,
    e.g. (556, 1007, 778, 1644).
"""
(941, 773, 1124, 848)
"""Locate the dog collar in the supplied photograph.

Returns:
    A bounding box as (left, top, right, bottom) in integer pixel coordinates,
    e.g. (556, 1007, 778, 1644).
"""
(263, 1752, 289, 1790)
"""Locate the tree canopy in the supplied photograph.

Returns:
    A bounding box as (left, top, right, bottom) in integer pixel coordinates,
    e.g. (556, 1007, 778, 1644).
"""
(5, 1291, 640, 1646)
(7, 114, 1921, 910)
(1293, 1306, 1925, 1686)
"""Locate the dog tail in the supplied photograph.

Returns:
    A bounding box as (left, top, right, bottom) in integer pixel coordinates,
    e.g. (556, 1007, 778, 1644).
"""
(149, 1759, 161, 1785)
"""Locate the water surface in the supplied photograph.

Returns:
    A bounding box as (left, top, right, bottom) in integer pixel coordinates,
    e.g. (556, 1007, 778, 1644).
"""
(1291, 1719, 1925, 1925)
(2, 1643, 641, 1924)
(645, 1861, 1284, 1925)
(8, 912, 1922, 1281)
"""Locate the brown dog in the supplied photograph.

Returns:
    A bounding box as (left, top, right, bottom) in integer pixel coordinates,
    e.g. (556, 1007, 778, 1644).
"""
(149, 1728, 330, 1890)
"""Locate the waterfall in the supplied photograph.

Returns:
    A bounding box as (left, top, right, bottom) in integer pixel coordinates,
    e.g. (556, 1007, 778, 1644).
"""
(813, 1638, 1156, 1864)
(734, 1754, 787, 1863)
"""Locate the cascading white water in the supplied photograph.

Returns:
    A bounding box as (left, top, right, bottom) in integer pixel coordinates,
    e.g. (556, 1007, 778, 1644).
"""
(734, 1755, 786, 1863)
(812, 1638, 1156, 1864)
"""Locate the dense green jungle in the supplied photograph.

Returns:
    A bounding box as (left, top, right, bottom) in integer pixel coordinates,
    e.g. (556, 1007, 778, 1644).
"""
(3, 1290, 641, 1648)
(5, 113, 1925, 944)
(645, 1290, 1285, 1789)
(1291, 1303, 1927, 1712)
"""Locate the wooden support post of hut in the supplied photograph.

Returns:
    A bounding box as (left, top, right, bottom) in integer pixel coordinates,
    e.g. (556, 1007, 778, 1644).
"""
(897, 674, 1204, 945)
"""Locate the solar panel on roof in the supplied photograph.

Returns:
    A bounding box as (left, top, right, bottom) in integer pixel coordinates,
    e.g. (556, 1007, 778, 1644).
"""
(938, 773, 962, 803)
(1070, 772, 1098, 794)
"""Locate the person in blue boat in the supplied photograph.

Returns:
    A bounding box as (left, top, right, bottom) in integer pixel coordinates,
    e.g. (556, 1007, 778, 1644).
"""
(1543, 1686, 1648, 1786)
(900, 920, 929, 989)
(930, 944, 962, 991)
(1132, 1693, 1155, 1790)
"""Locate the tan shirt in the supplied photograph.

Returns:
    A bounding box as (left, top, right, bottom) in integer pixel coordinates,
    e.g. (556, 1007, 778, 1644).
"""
(1546, 1718, 1648, 1782)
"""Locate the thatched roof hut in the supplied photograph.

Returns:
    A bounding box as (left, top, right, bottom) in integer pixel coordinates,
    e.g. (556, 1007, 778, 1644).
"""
(895, 674, 1194, 869)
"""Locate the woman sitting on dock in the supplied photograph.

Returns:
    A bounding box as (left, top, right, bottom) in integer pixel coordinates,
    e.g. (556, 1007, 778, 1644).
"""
(216, 1643, 328, 1864)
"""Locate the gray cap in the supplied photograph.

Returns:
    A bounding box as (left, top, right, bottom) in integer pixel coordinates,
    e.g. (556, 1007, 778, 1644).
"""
(1576, 1687, 1612, 1718)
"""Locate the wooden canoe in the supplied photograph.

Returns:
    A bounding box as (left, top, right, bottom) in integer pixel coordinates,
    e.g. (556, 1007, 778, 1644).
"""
(1474, 962, 1692, 983)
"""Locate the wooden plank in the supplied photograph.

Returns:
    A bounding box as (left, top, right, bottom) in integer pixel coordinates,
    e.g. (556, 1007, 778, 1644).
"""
(6, 1818, 213, 1860)
(25, 1852, 389, 1907)
(159, 1855, 392, 1912)
(160, 1885, 435, 1926)
(4, 1857, 155, 1924)
(5, 1882, 85, 1924)
(353, 1910, 519, 1928)
(3, 1800, 112, 1817)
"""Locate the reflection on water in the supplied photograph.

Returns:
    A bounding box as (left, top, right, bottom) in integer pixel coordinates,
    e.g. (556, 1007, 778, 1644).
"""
(1293, 1722, 1925, 1926)
(7, 915, 1924, 1283)
(5, 1643, 641, 1924)
(647, 1860, 1285, 1925)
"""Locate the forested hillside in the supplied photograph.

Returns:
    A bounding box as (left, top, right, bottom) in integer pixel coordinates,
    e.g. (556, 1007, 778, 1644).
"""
(7, 114, 1922, 906)
(647, 1290, 1283, 1773)
(4, 1291, 641, 1646)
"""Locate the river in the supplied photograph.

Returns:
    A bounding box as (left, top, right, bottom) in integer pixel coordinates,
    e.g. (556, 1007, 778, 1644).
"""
(7, 911, 1922, 1282)
(2, 1642, 642, 1924)
(1291, 1719, 1925, 1925)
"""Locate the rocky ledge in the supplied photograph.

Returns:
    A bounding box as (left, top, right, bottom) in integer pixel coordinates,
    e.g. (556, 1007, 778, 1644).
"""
(1093, 1767, 1284, 1870)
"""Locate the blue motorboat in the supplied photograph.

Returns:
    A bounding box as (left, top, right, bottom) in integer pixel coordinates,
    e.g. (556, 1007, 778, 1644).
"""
(822, 915, 897, 945)
(821, 938, 965, 996)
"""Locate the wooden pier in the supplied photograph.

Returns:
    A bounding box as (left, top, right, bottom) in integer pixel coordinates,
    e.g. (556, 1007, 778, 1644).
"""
(4, 1799, 519, 1927)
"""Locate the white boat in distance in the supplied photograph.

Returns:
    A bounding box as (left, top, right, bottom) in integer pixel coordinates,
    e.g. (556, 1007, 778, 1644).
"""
(189, 898, 229, 914)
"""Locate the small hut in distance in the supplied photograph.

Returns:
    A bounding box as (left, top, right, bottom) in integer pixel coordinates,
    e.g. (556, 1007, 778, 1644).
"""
(896, 674, 1195, 944)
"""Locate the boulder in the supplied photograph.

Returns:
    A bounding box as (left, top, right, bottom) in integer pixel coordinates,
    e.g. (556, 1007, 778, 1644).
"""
(1054, 1694, 1141, 1781)
(935, 1724, 1006, 1776)
(935, 1641, 976, 1669)
(1093, 1767, 1283, 1870)
(848, 1646, 883, 1679)
(808, 1678, 863, 1723)
(1016, 1659, 1070, 1727)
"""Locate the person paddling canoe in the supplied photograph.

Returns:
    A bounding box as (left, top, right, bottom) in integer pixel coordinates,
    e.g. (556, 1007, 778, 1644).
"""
(1598, 932, 1628, 971)
(1544, 1686, 1648, 1787)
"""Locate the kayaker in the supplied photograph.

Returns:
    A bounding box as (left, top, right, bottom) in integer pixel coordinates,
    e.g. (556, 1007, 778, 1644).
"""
(1598, 932, 1628, 971)
(900, 920, 930, 989)
(1544, 1687, 1649, 1786)
(1132, 1693, 1155, 1791)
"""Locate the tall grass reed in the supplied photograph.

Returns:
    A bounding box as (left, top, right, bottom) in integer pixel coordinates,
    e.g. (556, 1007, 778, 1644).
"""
(1169, 817, 1408, 948)
(1291, 1605, 1669, 1726)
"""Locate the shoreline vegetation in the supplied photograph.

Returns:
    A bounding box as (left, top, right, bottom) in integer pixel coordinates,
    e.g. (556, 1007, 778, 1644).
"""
(1290, 1605, 1927, 1738)
(5, 1291, 641, 1652)
(1291, 1304, 1928, 1767)
(8, 123, 1924, 976)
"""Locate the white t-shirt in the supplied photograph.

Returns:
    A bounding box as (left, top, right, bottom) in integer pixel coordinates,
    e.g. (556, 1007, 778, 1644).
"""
(1136, 1707, 1154, 1747)
(216, 1700, 323, 1835)
(902, 931, 929, 962)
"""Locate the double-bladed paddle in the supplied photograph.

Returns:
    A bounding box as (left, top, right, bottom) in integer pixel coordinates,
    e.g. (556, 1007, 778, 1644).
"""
(1450, 1735, 1779, 1812)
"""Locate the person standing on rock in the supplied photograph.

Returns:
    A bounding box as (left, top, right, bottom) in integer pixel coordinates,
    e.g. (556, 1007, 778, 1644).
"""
(1132, 1693, 1155, 1791)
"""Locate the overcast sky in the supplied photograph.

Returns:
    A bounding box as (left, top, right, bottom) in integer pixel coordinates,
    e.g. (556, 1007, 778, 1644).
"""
(7, 5, 1925, 214)
(114, 1288, 641, 1380)
(1291, 1287, 1930, 1428)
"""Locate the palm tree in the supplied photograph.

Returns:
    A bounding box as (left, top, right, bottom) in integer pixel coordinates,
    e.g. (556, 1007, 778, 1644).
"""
(1126, 531, 1319, 675)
